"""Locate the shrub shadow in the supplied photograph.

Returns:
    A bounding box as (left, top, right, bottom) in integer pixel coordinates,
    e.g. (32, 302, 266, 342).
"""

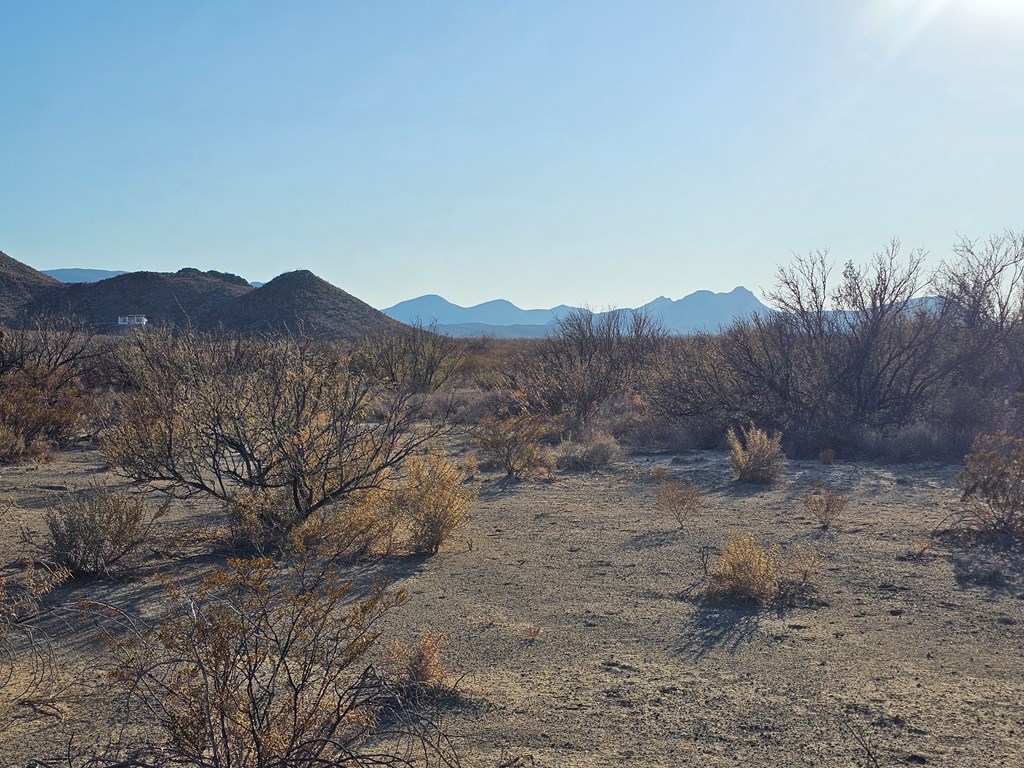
(676, 597, 766, 660)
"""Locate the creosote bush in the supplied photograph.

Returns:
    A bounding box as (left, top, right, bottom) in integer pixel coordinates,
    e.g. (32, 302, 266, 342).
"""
(31, 487, 164, 578)
(474, 410, 559, 479)
(654, 479, 703, 528)
(802, 485, 849, 530)
(104, 329, 452, 539)
(727, 424, 786, 484)
(101, 555, 457, 767)
(956, 432, 1024, 542)
(397, 452, 475, 555)
(705, 533, 822, 604)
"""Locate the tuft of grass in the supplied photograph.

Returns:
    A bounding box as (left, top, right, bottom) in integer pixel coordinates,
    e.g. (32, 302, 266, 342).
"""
(955, 432, 1024, 542)
(399, 452, 475, 555)
(727, 424, 786, 484)
(383, 628, 449, 702)
(557, 432, 621, 471)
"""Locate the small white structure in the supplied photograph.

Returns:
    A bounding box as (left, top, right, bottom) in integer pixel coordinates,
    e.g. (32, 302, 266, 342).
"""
(118, 315, 148, 326)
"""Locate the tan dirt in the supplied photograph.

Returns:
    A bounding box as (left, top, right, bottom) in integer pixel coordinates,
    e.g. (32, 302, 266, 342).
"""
(2, 444, 1022, 767)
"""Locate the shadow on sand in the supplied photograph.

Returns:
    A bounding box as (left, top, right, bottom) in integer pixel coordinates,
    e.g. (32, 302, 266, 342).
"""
(676, 596, 782, 660)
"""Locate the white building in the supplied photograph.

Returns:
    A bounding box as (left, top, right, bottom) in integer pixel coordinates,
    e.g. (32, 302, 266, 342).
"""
(118, 315, 148, 326)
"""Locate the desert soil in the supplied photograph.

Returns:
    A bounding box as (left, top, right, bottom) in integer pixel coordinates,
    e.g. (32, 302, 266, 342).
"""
(2, 444, 1023, 767)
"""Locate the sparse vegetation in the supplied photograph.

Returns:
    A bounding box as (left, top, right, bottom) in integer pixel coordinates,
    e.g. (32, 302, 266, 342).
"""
(398, 452, 475, 555)
(956, 432, 1024, 542)
(474, 410, 559, 479)
(802, 485, 849, 530)
(557, 431, 620, 471)
(727, 424, 786, 484)
(101, 556, 457, 767)
(654, 479, 702, 528)
(31, 487, 164, 578)
(104, 329, 452, 540)
(705, 532, 822, 604)
(383, 628, 449, 703)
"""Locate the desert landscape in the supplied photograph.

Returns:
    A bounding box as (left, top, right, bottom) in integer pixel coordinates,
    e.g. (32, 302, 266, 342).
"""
(4, 2, 1024, 765)
(3, 230, 1024, 766)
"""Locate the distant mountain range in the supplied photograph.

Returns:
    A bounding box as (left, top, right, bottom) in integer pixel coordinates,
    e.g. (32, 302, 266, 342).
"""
(1, 253, 397, 340)
(13, 256, 771, 338)
(383, 287, 768, 336)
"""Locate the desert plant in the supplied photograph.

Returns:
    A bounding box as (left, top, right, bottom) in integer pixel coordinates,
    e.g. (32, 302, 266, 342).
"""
(654, 479, 703, 528)
(31, 487, 164, 578)
(727, 424, 786, 484)
(104, 329, 453, 538)
(101, 555, 457, 767)
(956, 432, 1024, 541)
(383, 629, 449, 703)
(474, 410, 559, 479)
(397, 452, 475, 555)
(499, 307, 666, 435)
(286, 489, 405, 561)
(706, 532, 781, 603)
(356, 320, 467, 394)
(705, 533, 822, 604)
(556, 432, 620, 471)
(802, 485, 848, 530)
(1, 505, 69, 693)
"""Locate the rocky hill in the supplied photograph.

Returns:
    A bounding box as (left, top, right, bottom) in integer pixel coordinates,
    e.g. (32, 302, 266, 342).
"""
(0, 250, 61, 320)
(1, 252, 396, 341)
(216, 270, 400, 340)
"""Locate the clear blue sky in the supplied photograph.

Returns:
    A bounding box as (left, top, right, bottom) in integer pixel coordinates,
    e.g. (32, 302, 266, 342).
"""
(1, 0, 1021, 309)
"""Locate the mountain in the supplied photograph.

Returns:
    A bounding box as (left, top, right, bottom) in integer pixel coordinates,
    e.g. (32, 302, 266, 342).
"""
(636, 286, 767, 334)
(386, 287, 770, 337)
(2, 251, 396, 341)
(383, 294, 576, 326)
(0, 250, 61, 320)
(24, 267, 253, 329)
(43, 268, 128, 283)
(217, 270, 399, 340)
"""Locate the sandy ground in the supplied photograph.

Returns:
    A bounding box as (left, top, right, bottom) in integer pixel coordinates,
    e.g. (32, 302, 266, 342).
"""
(2, 444, 1023, 767)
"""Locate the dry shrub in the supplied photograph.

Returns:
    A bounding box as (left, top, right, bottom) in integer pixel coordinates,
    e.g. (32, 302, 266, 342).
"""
(819, 448, 836, 465)
(288, 489, 402, 560)
(956, 432, 1024, 542)
(727, 424, 786, 484)
(474, 410, 560, 479)
(705, 533, 822, 604)
(802, 485, 849, 530)
(1, 504, 69, 691)
(383, 629, 448, 702)
(557, 432, 621, 471)
(461, 452, 479, 480)
(226, 489, 307, 554)
(0, 373, 85, 463)
(706, 533, 781, 603)
(654, 479, 703, 528)
(100, 556, 454, 767)
(397, 453, 475, 555)
(30, 488, 163, 578)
